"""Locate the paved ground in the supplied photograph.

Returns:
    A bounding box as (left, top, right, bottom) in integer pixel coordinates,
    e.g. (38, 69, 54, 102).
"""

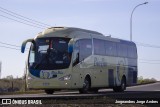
(0, 82, 160, 107)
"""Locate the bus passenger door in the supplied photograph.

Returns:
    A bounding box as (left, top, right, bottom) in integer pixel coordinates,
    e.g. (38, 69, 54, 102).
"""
(71, 41, 81, 88)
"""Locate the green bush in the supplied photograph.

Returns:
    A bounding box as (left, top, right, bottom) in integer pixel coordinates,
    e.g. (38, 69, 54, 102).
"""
(137, 76, 157, 84)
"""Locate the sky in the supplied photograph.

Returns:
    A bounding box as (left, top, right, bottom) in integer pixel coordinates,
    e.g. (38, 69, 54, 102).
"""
(0, 0, 160, 80)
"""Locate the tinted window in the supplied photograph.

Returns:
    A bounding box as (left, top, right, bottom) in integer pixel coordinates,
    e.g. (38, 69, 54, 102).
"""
(117, 44, 128, 57)
(93, 39, 105, 55)
(79, 39, 92, 61)
(132, 46, 137, 58)
(128, 46, 137, 58)
(29, 37, 71, 70)
(105, 41, 117, 56)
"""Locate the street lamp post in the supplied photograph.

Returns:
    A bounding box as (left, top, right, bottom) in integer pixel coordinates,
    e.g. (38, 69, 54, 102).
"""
(130, 2, 148, 41)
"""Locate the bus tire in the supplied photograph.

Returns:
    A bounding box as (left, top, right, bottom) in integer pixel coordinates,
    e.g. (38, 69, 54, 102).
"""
(79, 77, 91, 94)
(113, 77, 126, 92)
(45, 89, 54, 94)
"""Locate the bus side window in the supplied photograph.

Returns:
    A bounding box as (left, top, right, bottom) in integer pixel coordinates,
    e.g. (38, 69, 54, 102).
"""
(128, 46, 137, 58)
(117, 44, 127, 57)
(73, 41, 79, 66)
(93, 39, 105, 55)
(105, 41, 117, 56)
(79, 39, 92, 61)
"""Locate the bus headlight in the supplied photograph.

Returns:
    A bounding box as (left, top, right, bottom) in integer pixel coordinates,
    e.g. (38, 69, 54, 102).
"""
(27, 76, 33, 80)
(59, 74, 72, 81)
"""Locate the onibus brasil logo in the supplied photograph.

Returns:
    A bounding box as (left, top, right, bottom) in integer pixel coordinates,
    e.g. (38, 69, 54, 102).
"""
(2, 99, 42, 105)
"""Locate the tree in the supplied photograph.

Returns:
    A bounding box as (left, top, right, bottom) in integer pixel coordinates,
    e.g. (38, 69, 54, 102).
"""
(6, 75, 13, 80)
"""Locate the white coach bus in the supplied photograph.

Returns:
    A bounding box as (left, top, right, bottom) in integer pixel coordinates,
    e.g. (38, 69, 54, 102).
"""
(21, 27, 137, 94)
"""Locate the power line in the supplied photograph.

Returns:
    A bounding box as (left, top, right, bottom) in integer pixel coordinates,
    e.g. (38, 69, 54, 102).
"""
(0, 45, 20, 50)
(0, 6, 51, 27)
(0, 7, 158, 49)
(108, 34, 160, 49)
(0, 41, 20, 48)
(139, 59, 160, 64)
(0, 14, 44, 29)
(139, 61, 160, 64)
(139, 59, 160, 62)
(0, 9, 48, 28)
(0, 45, 29, 51)
(135, 42, 160, 48)
(0, 43, 160, 64)
(0, 41, 30, 50)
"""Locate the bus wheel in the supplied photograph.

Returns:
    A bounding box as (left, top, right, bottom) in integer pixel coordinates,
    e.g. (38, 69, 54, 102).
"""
(121, 77, 126, 91)
(79, 77, 91, 94)
(45, 89, 54, 94)
(113, 77, 126, 92)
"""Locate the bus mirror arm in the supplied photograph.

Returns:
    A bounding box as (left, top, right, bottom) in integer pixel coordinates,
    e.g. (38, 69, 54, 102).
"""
(21, 38, 35, 53)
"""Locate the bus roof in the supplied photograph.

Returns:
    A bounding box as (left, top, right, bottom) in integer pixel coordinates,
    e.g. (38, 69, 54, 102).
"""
(36, 27, 104, 39)
(35, 27, 136, 47)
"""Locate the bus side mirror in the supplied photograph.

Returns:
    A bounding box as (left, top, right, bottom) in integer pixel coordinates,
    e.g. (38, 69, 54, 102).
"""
(21, 39, 34, 53)
(68, 39, 74, 54)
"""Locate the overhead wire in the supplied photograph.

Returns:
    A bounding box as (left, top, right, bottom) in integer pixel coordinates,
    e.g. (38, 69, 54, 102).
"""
(135, 42, 160, 48)
(0, 7, 159, 63)
(0, 45, 29, 51)
(0, 6, 51, 27)
(138, 59, 160, 64)
(0, 41, 160, 65)
(0, 41, 21, 48)
(0, 45, 20, 50)
(0, 9, 48, 28)
(0, 14, 44, 29)
(139, 59, 160, 62)
(0, 6, 52, 29)
(0, 42, 159, 64)
(139, 61, 160, 64)
(0, 41, 29, 50)
(106, 34, 160, 48)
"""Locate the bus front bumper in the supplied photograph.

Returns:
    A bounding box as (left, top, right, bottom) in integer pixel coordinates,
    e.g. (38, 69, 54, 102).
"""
(27, 79, 72, 90)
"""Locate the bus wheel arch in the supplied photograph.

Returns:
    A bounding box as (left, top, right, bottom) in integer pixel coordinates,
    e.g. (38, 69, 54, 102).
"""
(79, 74, 91, 94)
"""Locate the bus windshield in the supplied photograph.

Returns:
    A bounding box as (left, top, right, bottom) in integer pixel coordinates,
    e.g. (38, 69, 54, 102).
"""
(29, 37, 71, 70)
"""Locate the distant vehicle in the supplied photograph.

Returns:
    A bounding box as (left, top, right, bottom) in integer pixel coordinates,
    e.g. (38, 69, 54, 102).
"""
(21, 27, 137, 94)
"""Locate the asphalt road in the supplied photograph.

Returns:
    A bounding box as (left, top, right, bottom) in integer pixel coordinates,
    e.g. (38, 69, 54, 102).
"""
(126, 82, 160, 91)
(0, 82, 159, 107)
(0, 82, 160, 99)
